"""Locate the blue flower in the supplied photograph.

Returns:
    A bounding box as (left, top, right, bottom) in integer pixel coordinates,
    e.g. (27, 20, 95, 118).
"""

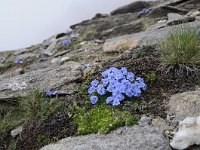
(88, 86, 96, 94)
(61, 38, 72, 46)
(91, 80, 99, 87)
(138, 8, 150, 15)
(112, 99, 120, 106)
(106, 97, 113, 104)
(97, 85, 106, 95)
(15, 58, 23, 64)
(120, 67, 128, 75)
(90, 96, 98, 104)
(127, 72, 135, 82)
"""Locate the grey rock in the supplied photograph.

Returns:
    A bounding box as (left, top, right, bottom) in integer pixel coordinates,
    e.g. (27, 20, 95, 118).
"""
(152, 117, 173, 131)
(148, 6, 188, 18)
(111, 1, 151, 15)
(103, 21, 200, 47)
(103, 37, 139, 53)
(0, 61, 84, 99)
(102, 20, 145, 38)
(16, 53, 37, 60)
(187, 11, 200, 17)
(92, 13, 109, 20)
(70, 13, 139, 39)
(139, 115, 152, 127)
(41, 126, 171, 150)
(169, 90, 200, 121)
(167, 16, 195, 26)
(167, 13, 184, 21)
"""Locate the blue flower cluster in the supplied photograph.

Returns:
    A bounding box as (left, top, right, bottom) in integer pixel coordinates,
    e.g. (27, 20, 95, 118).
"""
(61, 38, 72, 46)
(88, 67, 147, 106)
(138, 8, 150, 15)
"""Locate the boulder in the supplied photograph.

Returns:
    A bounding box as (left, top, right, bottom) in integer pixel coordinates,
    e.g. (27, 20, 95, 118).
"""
(169, 90, 200, 121)
(41, 126, 171, 150)
(167, 16, 195, 26)
(170, 116, 200, 149)
(102, 20, 145, 38)
(148, 6, 188, 18)
(103, 37, 139, 53)
(111, 1, 151, 15)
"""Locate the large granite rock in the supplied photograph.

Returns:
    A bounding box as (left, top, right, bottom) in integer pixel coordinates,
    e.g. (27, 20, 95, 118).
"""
(110, 1, 151, 15)
(102, 20, 145, 38)
(148, 6, 188, 18)
(103, 21, 200, 48)
(41, 126, 171, 150)
(0, 61, 84, 100)
(169, 90, 200, 121)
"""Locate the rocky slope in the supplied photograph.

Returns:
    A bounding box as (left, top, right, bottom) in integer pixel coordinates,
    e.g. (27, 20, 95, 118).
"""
(0, 0, 200, 149)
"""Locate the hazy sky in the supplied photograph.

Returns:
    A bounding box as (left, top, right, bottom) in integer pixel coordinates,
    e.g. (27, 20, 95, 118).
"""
(0, 0, 138, 51)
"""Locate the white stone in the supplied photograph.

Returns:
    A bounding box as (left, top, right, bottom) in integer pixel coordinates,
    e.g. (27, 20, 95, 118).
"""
(11, 126, 23, 138)
(170, 116, 200, 150)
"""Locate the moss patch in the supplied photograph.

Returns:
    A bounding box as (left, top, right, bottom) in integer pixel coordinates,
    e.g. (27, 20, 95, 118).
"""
(74, 103, 138, 135)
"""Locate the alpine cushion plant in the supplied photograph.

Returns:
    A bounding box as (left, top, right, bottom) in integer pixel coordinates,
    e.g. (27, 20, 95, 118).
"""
(88, 67, 147, 106)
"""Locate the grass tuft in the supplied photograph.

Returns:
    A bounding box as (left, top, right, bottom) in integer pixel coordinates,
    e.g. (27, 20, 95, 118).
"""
(158, 27, 200, 65)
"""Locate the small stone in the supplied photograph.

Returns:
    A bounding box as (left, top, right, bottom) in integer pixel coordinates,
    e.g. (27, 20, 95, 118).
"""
(11, 126, 23, 138)
(152, 117, 173, 131)
(167, 13, 184, 21)
(139, 115, 151, 127)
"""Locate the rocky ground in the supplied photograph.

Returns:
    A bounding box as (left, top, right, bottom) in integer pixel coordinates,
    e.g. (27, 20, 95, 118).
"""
(0, 0, 200, 150)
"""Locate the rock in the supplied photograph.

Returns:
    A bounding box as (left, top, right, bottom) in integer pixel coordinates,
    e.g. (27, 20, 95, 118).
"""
(102, 20, 145, 38)
(92, 13, 109, 19)
(55, 33, 67, 39)
(16, 53, 37, 61)
(176, 0, 200, 11)
(11, 126, 23, 138)
(187, 11, 200, 17)
(59, 61, 82, 70)
(60, 56, 71, 64)
(167, 16, 195, 26)
(11, 68, 25, 76)
(170, 116, 200, 150)
(167, 13, 184, 21)
(152, 117, 173, 131)
(139, 115, 152, 126)
(169, 90, 200, 121)
(41, 126, 171, 150)
(148, 6, 188, 18)
(103, 37, 139, 53)
(0, 61, 84, 99)
(111, 1, 151, 15)
(70, 13, 139, 39)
